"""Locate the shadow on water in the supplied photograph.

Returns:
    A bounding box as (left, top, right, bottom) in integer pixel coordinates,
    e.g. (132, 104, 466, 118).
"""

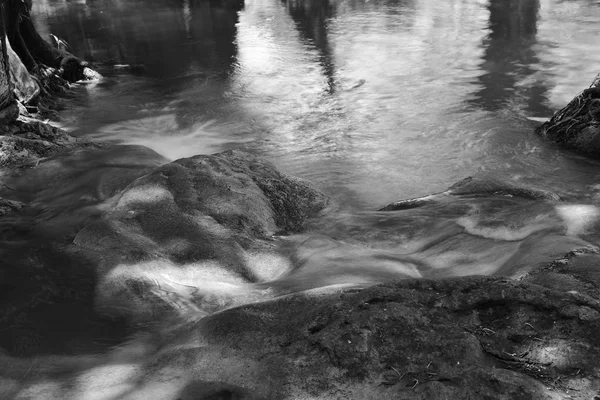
(32, 0, 249, 154)
(471, 0, 551, 117)
(33, 0, 243, 80)
(0, 145, 167, 356)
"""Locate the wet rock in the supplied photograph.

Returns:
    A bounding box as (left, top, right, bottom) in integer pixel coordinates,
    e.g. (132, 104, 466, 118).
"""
(379, 175, 561, 211)
(75, 149, 327, 257)
(0, 119, 92, 168)
(446, 176, 562, 201)
(137, 276, 599, 399)
(535, 76, 600, 157)
(524, 248, 600, 299)
(2, 144, 600, 398)
(0, 196, 24, 216)
(4, 270, 600, 399)
(73, 150, 328, 320)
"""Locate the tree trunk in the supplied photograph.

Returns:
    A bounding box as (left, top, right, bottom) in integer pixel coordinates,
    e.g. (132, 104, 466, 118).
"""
(0, 1, 17, 122)
(2, 0, 86, 82)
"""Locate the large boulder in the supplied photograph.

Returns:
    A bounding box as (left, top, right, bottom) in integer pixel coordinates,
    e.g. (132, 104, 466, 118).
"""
(72, 150, 328, 321)
(0, 148, 327, 354)
(4, 122, 600, 400)
(168, 272, 600, 399)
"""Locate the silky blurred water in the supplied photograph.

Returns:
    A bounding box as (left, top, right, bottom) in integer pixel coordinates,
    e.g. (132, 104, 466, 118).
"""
(32, 0, 600, 209)
(3, 3, 600, 391)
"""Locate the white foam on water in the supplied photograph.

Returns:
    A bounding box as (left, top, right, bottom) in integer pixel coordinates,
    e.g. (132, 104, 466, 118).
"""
(421, 247, 518, 277)
(116, 184, 174, 205)
(89, 115, 253, 160)
(245, 251, 293, 281)
(456, 216, 555, 241)
(525, 116, 550, 123)
(264, 239, 425, 294)
(555, 204, 600, 235)
(71, 364, 141, 400)
(96, 260, 273, 319)
(14, 381, 64, 400)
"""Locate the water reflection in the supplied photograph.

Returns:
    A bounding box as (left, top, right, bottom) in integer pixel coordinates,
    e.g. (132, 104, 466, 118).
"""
(472, 0, 550, 116)
(5, 3, 600, 392)
(32, 0, 243, 78)
(283, 0, 337, 93)
(30, 0, 600, 206)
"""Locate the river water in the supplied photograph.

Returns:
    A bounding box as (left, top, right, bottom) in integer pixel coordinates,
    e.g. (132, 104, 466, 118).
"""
(1, 0, 600, 396)
(18, 0, 600, 301)
(32, 0, 600, 208)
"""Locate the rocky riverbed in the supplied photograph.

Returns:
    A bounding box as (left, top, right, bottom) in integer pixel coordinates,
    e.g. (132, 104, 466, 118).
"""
(1, 103, 600, 399)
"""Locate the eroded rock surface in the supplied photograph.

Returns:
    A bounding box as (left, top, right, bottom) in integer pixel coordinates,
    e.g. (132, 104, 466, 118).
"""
(166, 274, 600, 400)
(72, 150, 328, 321)
(4, 266, 600, 400)
(536, 78, 600, 157)
(0, 196, 23, 216)
(0, 119, 93, 167)
(379, 175, 561, 211)
(0, 148, 328, 353)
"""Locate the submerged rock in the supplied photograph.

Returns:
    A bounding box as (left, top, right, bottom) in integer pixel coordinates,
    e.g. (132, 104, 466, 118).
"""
(446, 176, 562, 201)
(0, 196, 24, 216)
(379, 175, 561, 211)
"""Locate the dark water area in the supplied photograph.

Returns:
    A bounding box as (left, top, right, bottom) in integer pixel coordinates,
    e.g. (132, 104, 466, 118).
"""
(32, 0, 600, 208)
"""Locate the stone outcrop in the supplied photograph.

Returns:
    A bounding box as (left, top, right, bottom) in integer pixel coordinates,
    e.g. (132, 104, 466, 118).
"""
(0, 119, 94, 167)
(536, 75, 600, 157)
(73, 150, 328, 321)
(1, 145, 600, 398)
(0, 147, 328, 353)
(3, 253, 600, 400)
(164, 269, 600, 400)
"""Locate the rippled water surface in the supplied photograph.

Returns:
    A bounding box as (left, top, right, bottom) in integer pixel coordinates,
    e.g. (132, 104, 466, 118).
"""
(32, 0, 600, 208)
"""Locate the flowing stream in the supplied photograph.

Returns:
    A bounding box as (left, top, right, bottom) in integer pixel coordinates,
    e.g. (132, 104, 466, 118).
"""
(28, 0, 600, 267)
(3, 0, 600, 360)
(31, 0, 600, 207)
(22, 0, 600, 299)
(2, 0, 600, 397)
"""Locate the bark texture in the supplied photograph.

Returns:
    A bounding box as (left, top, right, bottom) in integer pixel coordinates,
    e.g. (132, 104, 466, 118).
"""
(2, 0, 86, 82)
(0, 2, 17, 122)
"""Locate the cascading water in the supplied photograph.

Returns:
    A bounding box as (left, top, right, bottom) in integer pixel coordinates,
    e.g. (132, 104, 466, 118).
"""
(3, 0, 600, 398)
